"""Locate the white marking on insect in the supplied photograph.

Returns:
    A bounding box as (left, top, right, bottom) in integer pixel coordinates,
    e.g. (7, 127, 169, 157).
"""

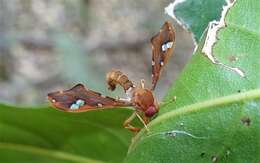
(161, 41, 173, 52)
(152, 61, 155, 66)
(160, 62, 164, 66)
(97, 103, 103, 107)
(119, 97, 131, 102)
(76, 99, 85, 106)
(70, 104, 79, 110)
(162, 44, 167, 51)
(52, 99, 56, 103)
(166, 42, 173, 48)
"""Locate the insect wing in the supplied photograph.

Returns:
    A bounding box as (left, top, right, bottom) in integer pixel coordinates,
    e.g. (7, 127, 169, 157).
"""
(48, 84, 132, 112)
(151, 21, 175, 90)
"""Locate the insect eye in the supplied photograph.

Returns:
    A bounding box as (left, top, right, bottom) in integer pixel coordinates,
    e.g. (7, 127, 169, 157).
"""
(145, 106, 158, 117)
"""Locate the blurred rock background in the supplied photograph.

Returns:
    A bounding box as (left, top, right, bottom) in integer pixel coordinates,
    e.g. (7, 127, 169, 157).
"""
(0, 0, 194, 106)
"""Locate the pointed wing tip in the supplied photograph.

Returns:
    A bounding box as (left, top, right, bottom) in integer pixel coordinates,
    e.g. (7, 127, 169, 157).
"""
(47, 92, 62, 110)
(151, 21, 175, 42)
(47, 96, 69, 112)
(164, 21, 171, 26)
(47, 91, 56, 98)
(163, 21, 175, 34)
(71, 83, 86, 89)
(74, 83, 85, 87)
(47, 91, 57, 103)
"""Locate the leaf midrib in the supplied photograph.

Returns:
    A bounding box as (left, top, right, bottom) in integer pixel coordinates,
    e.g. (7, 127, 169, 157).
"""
(129, 88, 260, 152)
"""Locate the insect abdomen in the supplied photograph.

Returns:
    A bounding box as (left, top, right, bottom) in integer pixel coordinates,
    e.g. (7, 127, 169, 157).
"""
(106, 70, 134, 92)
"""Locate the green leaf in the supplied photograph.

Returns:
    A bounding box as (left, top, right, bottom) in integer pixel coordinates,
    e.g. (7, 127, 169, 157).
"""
(166, 0, 226, 42)
(126, 0, 260, 162)
(0, 104, 134, 163)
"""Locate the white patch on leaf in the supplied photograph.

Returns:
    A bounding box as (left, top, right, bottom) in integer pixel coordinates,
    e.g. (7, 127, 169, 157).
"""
(164, 0, 186, 29)
(165, 0, 197, 51)
(146, 130, 208, 139)
(202, 0, 245, 77)
(202, 0, 235, 62)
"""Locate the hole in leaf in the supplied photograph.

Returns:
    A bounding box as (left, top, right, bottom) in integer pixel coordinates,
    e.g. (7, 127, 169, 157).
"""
(228, 55, 238, 62)
(172, 96, 177, 102)
(211, 155, 219, 162)
(241, 117, 251, 126)
(226, 150, 231, 156)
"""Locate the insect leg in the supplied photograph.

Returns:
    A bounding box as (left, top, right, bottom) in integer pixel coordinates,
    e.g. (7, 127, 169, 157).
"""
(123, 112, 141, 132)
(135, 112, 150, 132)
(143, 116, 150, 124)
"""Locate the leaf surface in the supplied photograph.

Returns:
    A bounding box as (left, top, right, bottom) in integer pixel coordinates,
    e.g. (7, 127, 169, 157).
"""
(0, 104, 134, 163)
(126, 1, 260, 162)
(166, 0, 226, 42)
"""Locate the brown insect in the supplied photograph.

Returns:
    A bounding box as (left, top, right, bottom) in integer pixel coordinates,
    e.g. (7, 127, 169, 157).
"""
(48, 21, 175, 132)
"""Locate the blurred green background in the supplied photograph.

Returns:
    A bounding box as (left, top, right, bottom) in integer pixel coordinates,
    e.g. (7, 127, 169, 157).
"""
(0, 0, 194, 106)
